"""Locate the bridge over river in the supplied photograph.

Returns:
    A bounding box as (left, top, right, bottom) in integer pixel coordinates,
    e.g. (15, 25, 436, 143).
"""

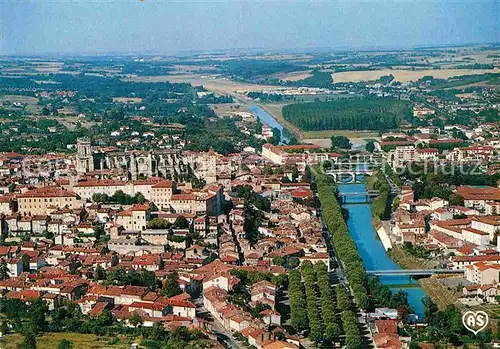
(366, 269, 464, 277)
(325, 158, 383, 183)
(338, 190, 380, 203)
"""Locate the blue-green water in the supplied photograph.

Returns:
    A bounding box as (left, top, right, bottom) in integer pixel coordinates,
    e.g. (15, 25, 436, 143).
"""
(338, 183, 426, 319)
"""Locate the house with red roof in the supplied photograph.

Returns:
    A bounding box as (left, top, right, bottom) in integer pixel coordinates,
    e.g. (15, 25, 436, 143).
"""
(250, 281, 276, 309)
(375, 319, 398, 334)
(115, 203, 151, 232)
(374, 333, 403, 349)
(462, 284, 498, 303)
(202, 272, 240, 292)
(6, 289, 41, 302)
(456, 186, 500, 212)
(17, 187, 80, 216)
(129, 301, 169, 318)
(166, 298, 196, 318)
(451, 255, 500, 270)
(464, 262, 500, 285)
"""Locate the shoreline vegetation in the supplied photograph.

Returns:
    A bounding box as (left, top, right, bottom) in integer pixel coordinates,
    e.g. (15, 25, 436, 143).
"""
(364, 170, 391, 221)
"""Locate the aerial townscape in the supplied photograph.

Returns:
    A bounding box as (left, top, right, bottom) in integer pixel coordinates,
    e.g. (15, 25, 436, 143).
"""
(1, 1, 500, 349)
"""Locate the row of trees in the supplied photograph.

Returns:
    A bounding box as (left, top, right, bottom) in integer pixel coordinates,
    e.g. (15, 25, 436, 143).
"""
(286, 69, 333, 89)
(91, 266, 184, 299)
(247, 92, 293, 102)
(331, 135, 352, 150)
(288, 261, 343, 344)
(315, 171, 369, 309)
(341, 311, 362, 348)
(1, 73, 192, 99)
(335, 284, 350, 312)
(300, 261, 323, 342)
(230, 185, 271, 244)
(315, 263, 341, 341)
(282, 98, 410, 131)
(147, 216, 191, 230)
(288, 270, 309, 332)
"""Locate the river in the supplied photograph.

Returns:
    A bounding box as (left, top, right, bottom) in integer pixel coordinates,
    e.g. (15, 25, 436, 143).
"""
(338, 183, 427, 319)
(246, 103, 427, 317)
(248, 105, 290, 144)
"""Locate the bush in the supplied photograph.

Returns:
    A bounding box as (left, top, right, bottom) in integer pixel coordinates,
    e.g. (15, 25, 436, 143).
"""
(57, 339, 74, 349)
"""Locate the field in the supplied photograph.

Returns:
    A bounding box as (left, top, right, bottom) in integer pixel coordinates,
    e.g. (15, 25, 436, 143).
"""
(172, 64, 219, 73)
(56, 107, 77, 115)
(124, 74, 281, 96)
(112, 97, 143, 103)
(275, 70, 313, 81)
(211, 103, 246, 118)
(332, 68, 498, 83)
(1, 332, 134, 349)
(0, 95, 38, 104)
(0, 94, 41, 113)
(32, 115, 97, 131)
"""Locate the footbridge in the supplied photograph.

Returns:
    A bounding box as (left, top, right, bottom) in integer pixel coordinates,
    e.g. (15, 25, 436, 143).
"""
(366, 269, 464, 277)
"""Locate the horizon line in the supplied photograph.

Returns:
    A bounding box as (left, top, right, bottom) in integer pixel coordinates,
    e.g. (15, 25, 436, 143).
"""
(2, 41, 499, 59)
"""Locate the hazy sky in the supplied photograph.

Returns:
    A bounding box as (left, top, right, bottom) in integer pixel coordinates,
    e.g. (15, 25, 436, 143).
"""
(1, 0, 498, 55)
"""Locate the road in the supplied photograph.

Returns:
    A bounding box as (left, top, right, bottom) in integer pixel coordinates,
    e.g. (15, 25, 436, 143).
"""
(212, 327, 242, 349)
(317, 206, 348, 287)
(196, 302, 242, 349)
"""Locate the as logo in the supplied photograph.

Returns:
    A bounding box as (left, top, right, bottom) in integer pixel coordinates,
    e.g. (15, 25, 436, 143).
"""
(462, 311, 489, 335)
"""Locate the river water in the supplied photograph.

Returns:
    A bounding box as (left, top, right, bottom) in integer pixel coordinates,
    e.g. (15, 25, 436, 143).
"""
(248, 105, 290, 144)
(338, 183, 427, 319)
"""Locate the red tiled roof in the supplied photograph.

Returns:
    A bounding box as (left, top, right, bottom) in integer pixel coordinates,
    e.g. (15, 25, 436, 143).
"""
(152, 181, 175, 188)
(375, 319, 398, 334)
(373, 333, 402, 349)
(171, 194, 196, 201)
(452, 255, 500, 263)
(17, 187, 77, 198)
(74, 180, 126, 187)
